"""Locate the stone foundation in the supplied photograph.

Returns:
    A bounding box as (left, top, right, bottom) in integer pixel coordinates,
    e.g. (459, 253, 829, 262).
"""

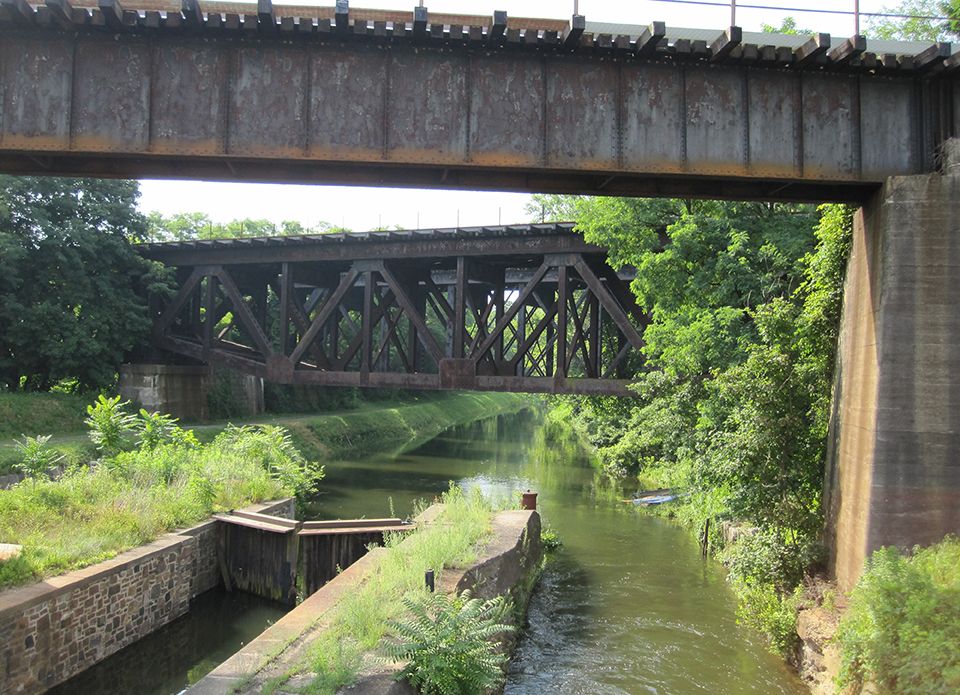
(0, 499, 292, 694)
(118, 363, 264, 422)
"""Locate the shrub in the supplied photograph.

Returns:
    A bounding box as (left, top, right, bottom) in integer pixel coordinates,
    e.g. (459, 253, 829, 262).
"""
(85, 395, 136, 455)
(13, 434, 64, 480)
(385, 590, 514, 695)
(836, 537, 960, 694)
(135, 409, 179, 451)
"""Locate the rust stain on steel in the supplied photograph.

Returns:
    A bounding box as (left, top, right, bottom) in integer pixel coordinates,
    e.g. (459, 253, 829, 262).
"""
(229, 45, 308, 158)
(150, 43, 229, 156)
(859, 79, 918, 177)
(546, 58, 619, 170)
(0, 37, 72, 148)
(747, 70, 801, 178)
(72, 38, 151, 153)
(684, 66, 747, 174)
(802, 73, 859, 180)
(308, 47, 385, 160)
(468, 54, 545, 167)
(621, 62, 685, 174)
(387, 49, 468, 164)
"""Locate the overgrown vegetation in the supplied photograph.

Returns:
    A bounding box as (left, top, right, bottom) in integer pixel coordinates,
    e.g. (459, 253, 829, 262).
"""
(836, 537, 960, 694)
(294, 486, 499, 694)
(0, 397, 321, 588)
(385, 590, 513, 695)
(534, 194, 853, 653)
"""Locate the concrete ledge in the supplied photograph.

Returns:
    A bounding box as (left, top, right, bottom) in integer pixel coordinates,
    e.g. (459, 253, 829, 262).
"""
(189, 548, 388, 695)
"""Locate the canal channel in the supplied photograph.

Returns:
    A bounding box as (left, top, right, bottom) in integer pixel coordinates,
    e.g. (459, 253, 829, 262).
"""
(55, 408, 805, 694)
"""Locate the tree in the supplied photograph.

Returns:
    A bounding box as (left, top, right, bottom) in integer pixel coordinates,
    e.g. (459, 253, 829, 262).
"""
(0, 176, 173, 391)
(867, 1, 960, 41)
(145, 211, 351, 241)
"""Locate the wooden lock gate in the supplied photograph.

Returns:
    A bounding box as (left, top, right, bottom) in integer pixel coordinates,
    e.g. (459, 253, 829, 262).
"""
(214, 511, 416, 604)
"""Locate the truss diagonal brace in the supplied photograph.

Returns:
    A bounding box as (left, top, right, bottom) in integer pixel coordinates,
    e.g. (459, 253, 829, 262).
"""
(290, 268, 359, 365)
(379, 263, 444, 363)
(214, 267, 274, 357)
(573, 259, 645, 349)
(472, 262, 550, 362)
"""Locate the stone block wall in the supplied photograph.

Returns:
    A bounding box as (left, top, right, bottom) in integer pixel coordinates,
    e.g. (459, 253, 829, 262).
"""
(0, 499, 292, 694)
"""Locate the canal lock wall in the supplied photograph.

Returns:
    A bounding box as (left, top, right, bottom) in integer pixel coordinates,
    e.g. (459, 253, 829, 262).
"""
(188, 507, 543, 695)
(0, 499, 293, 694)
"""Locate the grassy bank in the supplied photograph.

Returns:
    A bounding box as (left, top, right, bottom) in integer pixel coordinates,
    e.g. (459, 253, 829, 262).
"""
(275, 391, 530, 461)
(0, 391, 88, 439)
(0, 391, 530, 476)
(0, 426, 318, 589)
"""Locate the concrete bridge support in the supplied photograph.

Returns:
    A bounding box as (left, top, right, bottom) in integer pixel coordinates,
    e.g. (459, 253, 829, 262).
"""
(825, 144, 960, 591)
(118, 363, 263, 422)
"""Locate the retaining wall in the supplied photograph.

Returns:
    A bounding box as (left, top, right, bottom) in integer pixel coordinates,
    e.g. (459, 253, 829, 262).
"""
(0, 499, 292, 694)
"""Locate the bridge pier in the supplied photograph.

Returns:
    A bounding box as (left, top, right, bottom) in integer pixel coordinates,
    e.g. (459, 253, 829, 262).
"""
(118, 363, 263, 422)
(825, 144, 960, 590)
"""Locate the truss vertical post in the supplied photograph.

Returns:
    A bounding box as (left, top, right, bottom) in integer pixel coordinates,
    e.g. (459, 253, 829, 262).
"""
(453, 256, 466, 358)
(408, 285, 423, 372)
(361, 270, 373, 377)
(278, 263, 291, 355)
(516, 304, 527, 376)
(589, 294, 600, 379)
(203, 274, 216, 352)
(556, 265, 568, 379)
(494, 267, 505, 366)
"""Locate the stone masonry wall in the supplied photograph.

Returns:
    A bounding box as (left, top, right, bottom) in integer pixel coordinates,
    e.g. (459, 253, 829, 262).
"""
(0, 499, 293, 694)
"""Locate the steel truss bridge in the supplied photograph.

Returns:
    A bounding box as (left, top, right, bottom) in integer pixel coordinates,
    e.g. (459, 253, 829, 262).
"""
(139, 224, 647, 396)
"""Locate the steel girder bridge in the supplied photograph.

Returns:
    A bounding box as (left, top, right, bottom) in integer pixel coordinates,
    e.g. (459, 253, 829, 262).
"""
(138, 224, 647, 397)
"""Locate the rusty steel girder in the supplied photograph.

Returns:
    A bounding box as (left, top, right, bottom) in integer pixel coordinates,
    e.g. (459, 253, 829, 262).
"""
(1, 8, 957, 202)
(142, 225, 647, 396)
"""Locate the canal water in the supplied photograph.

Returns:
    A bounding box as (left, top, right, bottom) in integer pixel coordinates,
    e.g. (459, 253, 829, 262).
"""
(313, 409, 806, 695)
(57, 408, 805, 694)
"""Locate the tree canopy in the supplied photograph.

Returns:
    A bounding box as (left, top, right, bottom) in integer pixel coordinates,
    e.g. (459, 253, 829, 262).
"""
(0, 177, 172, 392)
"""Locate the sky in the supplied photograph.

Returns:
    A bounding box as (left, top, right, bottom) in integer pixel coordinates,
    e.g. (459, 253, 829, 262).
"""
(138, 0, 902, 231)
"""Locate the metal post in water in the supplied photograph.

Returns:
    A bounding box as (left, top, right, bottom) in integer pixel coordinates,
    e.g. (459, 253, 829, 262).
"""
(425, 569, 435, 592)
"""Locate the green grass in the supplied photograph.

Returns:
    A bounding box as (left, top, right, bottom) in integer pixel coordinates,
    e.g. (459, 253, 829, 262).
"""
(0, 427, 314, 589)
(284, 487, 500, 695)
(0, 392, 530, 476)
(0, 391, 88, 439)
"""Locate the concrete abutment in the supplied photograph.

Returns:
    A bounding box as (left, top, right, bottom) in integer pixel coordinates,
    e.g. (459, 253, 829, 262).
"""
(825, 145, 960, 591)
(118, 363, 263, 421)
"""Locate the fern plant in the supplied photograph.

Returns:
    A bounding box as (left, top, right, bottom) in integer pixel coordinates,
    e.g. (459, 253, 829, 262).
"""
(384, 590, 514, 695)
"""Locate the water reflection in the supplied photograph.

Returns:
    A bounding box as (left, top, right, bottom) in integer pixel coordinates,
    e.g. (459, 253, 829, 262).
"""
(49, 590, 285, 695)
(312, 409, 805, 694)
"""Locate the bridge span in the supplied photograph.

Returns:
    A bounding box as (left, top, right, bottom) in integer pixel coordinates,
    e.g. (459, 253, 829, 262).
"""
(138, 224, 647, 397)
(2, 1, 959, 201)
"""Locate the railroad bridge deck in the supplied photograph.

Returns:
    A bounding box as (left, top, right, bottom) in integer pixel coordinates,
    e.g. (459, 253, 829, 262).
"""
(3, 2, 960, 201)
(139, 223, 647, 396)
